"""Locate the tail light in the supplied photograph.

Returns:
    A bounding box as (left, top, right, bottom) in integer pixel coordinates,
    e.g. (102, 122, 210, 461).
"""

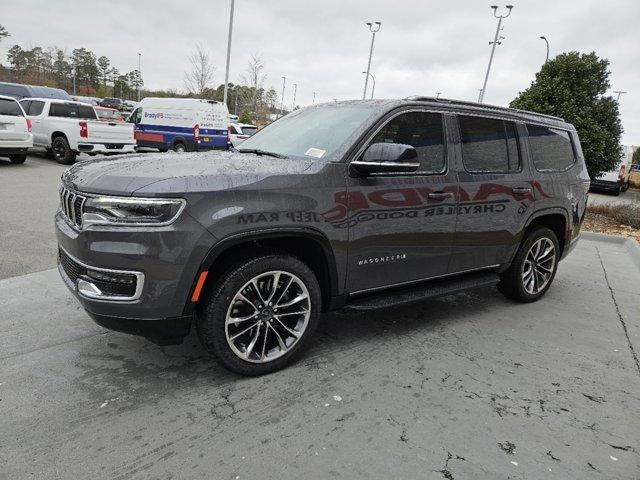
(79, 121, 88, 138)
(193, 124, 200, 142)
(25, 118, 32, 132)
(619, 164, 626, 181)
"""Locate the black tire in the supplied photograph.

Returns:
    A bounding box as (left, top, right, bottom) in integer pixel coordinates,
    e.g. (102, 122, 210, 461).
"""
(158, 148, 169, 153)
(51, 136, 76, 164)
(621, 182, 629, 192)
(9, 154, 26, 164)
(498, 227, 559, 303)
(613, 184, 622, 196)
(196, 252, 321, 375)
(173, 142, 186, 153)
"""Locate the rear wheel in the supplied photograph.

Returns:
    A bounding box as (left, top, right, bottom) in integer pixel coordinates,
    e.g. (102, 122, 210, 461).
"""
(9, 154, 26, 164)
(51, 136, 76, 164)
(498, 227, 559, 302)
(173, 142, 186, 153)
(196, 252, 321, 375)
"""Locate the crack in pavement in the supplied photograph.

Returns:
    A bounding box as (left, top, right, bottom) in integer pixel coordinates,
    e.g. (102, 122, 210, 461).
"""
(596, 247, 640, 376)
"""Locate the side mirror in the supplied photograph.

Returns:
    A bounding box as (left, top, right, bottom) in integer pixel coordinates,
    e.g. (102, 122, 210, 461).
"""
(352, 143, 419, 174)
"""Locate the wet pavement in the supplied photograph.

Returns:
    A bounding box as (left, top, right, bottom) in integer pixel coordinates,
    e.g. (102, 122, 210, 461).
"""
(1, 236, 639, 479)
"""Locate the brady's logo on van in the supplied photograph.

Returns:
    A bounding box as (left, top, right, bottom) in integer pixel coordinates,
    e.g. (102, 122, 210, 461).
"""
(144, 112, 164, 119)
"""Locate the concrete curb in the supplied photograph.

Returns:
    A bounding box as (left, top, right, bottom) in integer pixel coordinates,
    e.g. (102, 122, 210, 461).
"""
(581, 231, 640, 271)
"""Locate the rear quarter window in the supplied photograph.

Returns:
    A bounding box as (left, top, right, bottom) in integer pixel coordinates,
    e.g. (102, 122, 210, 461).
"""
(458, 115, 520, 173)
(0, 97, 24, 116)
(526, 124, 576, 171)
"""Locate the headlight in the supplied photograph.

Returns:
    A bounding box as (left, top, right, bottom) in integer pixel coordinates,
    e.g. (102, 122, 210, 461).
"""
(82, 196, 186, 226)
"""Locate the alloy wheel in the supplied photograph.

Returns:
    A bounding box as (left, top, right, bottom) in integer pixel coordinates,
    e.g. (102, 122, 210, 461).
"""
(522, 237, 556, 295)
(225, 271, 311, 363)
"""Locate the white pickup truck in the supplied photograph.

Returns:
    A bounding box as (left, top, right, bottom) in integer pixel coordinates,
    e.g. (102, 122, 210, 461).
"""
(19, 98, 135, 164)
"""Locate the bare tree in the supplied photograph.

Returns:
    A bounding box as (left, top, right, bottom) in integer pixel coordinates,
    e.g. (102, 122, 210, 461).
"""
(184, 45, 215, 95)
(239, 54, 266, 118)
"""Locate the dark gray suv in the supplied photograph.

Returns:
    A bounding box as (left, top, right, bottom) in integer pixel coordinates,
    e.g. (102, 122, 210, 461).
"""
(56, 97, 590, 375)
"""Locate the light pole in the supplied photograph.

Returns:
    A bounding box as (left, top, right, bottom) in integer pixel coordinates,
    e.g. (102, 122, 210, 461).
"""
(362, 71, 376, 99)
(436, 92, 442, 99)
(614, 90, 627, 102)
(223, 0, 235, 106)
(137, 52, 141, 101)
(312, 91, 316, 104)
(477, 88, 483, 102)
(539, 36, 549, 63)
(280, 76, 286, 114)
(479, 5, 513, 104)
(72, 67, 76, 96)
(292, 83, 298, 110)
(362, 21, 381, 100)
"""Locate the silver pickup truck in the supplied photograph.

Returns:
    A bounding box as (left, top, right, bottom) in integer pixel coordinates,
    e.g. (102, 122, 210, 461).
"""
(19, 98, 135, 164)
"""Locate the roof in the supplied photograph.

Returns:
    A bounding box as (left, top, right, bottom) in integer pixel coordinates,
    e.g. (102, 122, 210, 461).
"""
(19, 97, 94, 106)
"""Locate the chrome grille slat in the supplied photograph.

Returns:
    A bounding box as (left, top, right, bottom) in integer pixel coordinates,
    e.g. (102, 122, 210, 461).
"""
(59, 185, 86, 228)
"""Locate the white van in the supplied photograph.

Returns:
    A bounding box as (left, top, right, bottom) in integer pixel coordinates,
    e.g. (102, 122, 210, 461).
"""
(590, 146, 635, 195)
(128, 97, 230, 152)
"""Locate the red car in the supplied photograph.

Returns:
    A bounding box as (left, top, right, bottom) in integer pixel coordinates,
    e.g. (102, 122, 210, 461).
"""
(94, 106, 125, 123)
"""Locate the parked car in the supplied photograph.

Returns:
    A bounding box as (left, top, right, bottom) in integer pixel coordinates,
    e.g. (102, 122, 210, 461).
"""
(229, 122, 258, 147)
(590, 156, 632, 195)
(0, 95, 33, 164)
(128, 97, 229, 152)
(71, 95, 100, 106)
(55, 97, 589, 375)
(20, 98, 135, 164)
(228, 114, 239, 123)
(99, 97, 124, 110)
(94, 106, 125, 123)
(0, 81, 70, 101)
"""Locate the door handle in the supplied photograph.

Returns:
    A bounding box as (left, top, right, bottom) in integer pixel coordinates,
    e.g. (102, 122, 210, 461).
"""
(428, 191, 454, 200)
(512, 187, 532, 195)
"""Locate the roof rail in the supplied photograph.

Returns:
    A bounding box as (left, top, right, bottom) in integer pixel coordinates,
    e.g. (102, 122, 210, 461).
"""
(404, 95, 565, 122)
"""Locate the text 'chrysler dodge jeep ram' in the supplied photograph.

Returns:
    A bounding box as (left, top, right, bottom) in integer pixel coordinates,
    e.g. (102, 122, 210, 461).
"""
(56, 97, 590, 375)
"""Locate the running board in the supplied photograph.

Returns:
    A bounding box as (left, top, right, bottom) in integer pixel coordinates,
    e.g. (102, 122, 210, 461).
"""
(343, 271, 500, 311)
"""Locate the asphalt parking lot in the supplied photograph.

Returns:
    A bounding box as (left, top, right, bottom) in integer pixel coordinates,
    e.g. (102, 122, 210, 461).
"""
(1, 153, 640, 479)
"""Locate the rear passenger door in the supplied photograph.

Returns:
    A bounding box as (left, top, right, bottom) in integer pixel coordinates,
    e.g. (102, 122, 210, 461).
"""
(451, 115, 533, 272)
(345, 109, 459, 293)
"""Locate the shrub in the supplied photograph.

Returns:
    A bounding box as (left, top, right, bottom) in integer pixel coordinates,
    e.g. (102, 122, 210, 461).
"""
(588, 203, 640, 228)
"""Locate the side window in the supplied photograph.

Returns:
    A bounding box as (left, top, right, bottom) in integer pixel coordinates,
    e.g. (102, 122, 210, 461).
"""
(128, 107, 143, 124)
(229, 125, 238, 134)
(370, 111, 446, 173)
(19, 100, 31, 114)
(458, 115, 520, 173)
(49, 103, 78, 118)
(28, 101, 45, 116)
(526, 124, 575, 171)
(78, 105, 97, 120)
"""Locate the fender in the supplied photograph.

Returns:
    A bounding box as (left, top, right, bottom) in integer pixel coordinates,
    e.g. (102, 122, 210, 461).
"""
(183, 226, 341, 314)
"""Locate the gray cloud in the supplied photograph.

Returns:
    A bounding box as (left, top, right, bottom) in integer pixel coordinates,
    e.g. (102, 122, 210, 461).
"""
(2, 0, 638, 143)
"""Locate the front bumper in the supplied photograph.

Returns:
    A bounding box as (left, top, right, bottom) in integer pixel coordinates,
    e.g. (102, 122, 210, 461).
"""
(55, 205, 216, 343)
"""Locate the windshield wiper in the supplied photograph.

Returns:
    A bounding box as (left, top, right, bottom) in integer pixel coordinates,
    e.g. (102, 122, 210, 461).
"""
(238, 148, 287, 159)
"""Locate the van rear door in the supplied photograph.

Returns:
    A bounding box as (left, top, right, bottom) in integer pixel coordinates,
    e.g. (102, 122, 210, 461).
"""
(0, 97, 30, 143)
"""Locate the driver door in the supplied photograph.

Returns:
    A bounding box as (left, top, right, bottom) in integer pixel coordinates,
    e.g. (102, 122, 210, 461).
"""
(345, 110, 459, 293)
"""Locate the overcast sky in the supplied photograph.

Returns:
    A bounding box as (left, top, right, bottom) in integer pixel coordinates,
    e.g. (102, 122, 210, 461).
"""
(2, 0, 639, 144)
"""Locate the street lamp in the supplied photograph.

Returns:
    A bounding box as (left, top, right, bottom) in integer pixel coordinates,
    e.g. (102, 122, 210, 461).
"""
(280, 76, 286, 114)
(540, 36, 549, 63)
(312, 91, 316, 104)
(292, 83, 298, 110)
(479, 5, 513, 103)
(613, 90, 627, 102)
(362, 71, 376, 99)
(137, 52, 141, 101)
(436, 92, 442, 99)
(362, 21, 381, 100)
(223, 0, 235, 106)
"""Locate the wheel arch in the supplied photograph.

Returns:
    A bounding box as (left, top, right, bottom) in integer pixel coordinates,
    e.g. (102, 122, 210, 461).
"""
(185, 228, 340, 314)
(522, 208, 569, 255)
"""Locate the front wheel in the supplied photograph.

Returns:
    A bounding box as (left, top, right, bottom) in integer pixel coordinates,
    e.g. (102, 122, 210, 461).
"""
(498, 227, 559, 302)
(196, 252, 321, 375)
(173, 142, 186, 153)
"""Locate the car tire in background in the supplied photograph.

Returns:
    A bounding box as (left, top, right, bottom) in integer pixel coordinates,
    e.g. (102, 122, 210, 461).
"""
(498, 226, 559, 303)
(9, 154, 26, 164)
(196, 251, 321, 375)
(51, 136, 77, 165)
(173, 142, 186, 153)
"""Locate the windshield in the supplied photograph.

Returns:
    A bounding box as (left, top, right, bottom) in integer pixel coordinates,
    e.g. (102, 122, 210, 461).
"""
(239, 105, 376, 160)
(97, 109, 122, 120)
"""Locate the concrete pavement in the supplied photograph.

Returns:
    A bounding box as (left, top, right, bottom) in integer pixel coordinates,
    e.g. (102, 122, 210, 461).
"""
(1, 237, 639, 479)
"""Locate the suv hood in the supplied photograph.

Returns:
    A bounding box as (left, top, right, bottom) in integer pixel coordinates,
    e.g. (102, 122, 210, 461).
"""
(63, 151, 318, 196)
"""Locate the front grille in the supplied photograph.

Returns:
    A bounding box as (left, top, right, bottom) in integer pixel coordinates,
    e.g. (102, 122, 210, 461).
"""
(58, 248, 138, 298)
(59, 185, 86, 228)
